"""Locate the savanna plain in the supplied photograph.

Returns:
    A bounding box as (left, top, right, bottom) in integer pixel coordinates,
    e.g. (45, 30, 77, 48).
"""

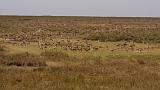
(0, 16, 160, 90)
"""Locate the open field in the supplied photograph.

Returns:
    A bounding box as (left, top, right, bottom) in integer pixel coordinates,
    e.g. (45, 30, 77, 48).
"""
(0, 16, 160, 90)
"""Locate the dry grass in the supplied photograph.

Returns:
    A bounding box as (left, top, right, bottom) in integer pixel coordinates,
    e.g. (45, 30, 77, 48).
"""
(41, 50, 69, 59)
(0, 45, 5, 51)
(0, 50, 160, 90)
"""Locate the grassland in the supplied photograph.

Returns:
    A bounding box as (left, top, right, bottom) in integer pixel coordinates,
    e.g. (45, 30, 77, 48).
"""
(0, 16, 160, 90)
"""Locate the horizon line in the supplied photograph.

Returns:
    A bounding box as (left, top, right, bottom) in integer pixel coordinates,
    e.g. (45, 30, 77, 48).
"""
(0, 14, 160, 18)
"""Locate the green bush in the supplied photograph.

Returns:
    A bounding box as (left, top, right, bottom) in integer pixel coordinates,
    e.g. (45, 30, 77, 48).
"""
(87, 30, 160, 43)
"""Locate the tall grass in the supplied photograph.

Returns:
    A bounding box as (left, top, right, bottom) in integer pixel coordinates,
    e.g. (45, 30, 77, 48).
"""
(0, 59, 160, 90)
(0, 53, 46, 67)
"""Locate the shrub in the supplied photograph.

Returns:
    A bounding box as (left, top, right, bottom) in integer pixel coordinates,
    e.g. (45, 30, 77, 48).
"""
(87, 30, 160, 43)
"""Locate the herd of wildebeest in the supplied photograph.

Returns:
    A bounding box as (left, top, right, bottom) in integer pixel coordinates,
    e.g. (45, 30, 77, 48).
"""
(0, 29, 159, 53)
